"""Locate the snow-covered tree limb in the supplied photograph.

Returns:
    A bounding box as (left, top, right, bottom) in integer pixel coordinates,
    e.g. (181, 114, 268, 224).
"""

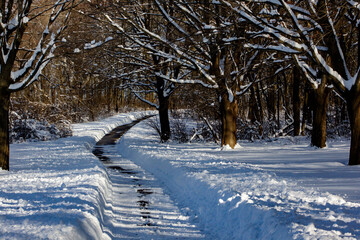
(221, 0, 359, 94)
(1, 0, 79, 93)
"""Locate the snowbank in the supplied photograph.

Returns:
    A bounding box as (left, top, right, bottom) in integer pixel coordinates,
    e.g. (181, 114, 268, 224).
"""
(118, 121, 360, 239)
(3, 112, 360, 239)
(1, 111, 154, 239)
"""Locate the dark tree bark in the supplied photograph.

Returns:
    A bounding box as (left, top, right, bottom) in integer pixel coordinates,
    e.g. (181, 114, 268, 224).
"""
(156, 77, 171, 142)
(0, 88, 10, 170)
(277, 77, 281, 130)
(255, 83, 264, 137)
(347, 87, 360, 165)
(283, 73, 291, 122)
(220, 92, 238, 148)
(248, 85, 257, 123)
(301, 90, 309, 136)
(115, 88, 119, 113)
(293, 67, 301, 136)
(311, 76, 331, 148)
(158, 94, 171, 142)
(255, 83, 264, 124)
(267, 80, 276, 121)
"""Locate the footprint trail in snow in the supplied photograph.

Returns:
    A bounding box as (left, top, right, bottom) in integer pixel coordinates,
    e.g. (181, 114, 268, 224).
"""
(92, 119, 204, 239)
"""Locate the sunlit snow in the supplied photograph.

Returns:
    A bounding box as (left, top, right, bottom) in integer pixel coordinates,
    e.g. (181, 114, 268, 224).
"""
(1, 112, 359, 239)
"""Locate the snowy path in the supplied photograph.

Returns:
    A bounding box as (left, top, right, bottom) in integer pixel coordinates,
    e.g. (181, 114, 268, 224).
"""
(0, 111, 169, 239)
(3, 112, 360, 239)
(97, 145, 204, 239)
(92, 119, 204, 239)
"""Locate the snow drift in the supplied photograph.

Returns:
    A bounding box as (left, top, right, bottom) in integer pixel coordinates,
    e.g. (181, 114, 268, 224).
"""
(1, 111, 153, 239)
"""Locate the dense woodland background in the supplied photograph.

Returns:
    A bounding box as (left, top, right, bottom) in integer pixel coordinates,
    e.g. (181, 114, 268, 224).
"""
(7, 0, 357, 162)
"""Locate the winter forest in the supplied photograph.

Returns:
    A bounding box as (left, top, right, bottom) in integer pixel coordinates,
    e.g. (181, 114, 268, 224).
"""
(1, 0, 360, 239)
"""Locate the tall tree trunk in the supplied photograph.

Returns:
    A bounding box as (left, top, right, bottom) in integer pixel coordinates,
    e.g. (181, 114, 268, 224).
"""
(158, 94, 171, 142)
(293, 67, 301, 136)
(156, 75, 171, 142)
(347, 89, 360, 165)
(255, 83, 264, 137)
(277, 78, 281, 130)
(267, 81, 276, 121)
(301, 90, 309, 136)
(248, 86, 257, 123)
(311, 81, 330, 148)
(255, 83, 264, 123)
(0, 89, 10, 170)
(115, 88, 119, 113)
(283, 74, 291, 122)
(220, 93, 238, 148)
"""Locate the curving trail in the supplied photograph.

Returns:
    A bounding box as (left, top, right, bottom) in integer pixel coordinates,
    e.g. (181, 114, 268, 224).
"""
(92, 117, 204, 239)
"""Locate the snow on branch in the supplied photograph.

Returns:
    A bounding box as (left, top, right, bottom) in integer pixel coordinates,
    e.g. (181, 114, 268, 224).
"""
(155, 72, 218, 89)
(154, 0, 210, 60)
(347, 0, 360, 10)
(84, 37, 114, 50)
(132, 88, 159, 109)
(3, 0, 78, 93)
(250, 0, 310, 16)
(324, 3, 351, 80)
(236, 82, 255, 96)
(294, 55, 319, 89)
(245, 43, 300, 54)
(104, 13, 218, 89)
(9, 33, 56, 91)
(277, 0, 354, 91)
(221, 0, 357, 92)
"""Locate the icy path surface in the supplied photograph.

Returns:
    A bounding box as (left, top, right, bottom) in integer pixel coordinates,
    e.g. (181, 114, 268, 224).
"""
(98, 144, 204, 239)
(119, 121, 360, 240)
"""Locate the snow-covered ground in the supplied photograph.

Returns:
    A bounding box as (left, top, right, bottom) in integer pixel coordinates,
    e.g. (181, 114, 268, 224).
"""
(1, 112, 360, 239)
(119, 122, 360, 240)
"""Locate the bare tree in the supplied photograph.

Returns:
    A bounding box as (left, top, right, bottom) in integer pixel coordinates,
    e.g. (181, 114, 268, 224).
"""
(0, 0, 78, 170)
(221, 0, 360, 164)
(104, 0, 263, 148)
